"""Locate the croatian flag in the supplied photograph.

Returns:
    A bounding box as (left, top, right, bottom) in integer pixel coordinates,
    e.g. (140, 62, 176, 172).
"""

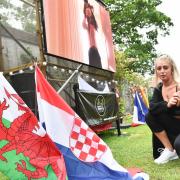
(132, 92, 148, 126)
(35, 66, 147, 180)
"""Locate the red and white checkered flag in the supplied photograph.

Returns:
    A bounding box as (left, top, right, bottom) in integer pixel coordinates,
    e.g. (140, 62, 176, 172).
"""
(70, 117, 107, 162)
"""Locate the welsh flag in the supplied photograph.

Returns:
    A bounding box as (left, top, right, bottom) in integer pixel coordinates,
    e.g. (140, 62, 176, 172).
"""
(35, 66, 149, 180)
(0, 72, 67, 179)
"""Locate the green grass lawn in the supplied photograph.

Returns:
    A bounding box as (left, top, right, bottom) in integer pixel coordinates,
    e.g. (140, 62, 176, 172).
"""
(0, 125, 180, 179)
(100, 125, 180, 180)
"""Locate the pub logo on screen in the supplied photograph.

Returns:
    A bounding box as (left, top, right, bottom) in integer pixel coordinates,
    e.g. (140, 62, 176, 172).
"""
(95, 95, 106, 116)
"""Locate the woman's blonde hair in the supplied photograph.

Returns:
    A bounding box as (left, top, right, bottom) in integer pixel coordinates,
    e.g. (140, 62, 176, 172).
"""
(154, 54, 180, 85)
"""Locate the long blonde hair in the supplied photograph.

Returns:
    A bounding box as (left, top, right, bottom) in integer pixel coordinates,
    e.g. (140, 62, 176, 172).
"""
(154, 54, 180, 85)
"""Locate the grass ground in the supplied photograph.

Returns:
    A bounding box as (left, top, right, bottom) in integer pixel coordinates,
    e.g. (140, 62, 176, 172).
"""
(0, 125, 180, 179)
(0, 173, 8, 180)
(100, 125, 180, 180)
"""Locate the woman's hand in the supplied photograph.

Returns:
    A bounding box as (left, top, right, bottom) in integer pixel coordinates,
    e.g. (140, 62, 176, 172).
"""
(176, 91, 180, 107)
(167, 92, 179, 108)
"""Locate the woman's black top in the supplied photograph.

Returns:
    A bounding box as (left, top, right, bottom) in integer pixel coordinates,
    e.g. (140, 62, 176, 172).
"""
(149, 83, 180, 116)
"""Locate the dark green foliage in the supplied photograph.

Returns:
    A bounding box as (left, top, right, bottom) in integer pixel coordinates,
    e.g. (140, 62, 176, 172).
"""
(104, 0, 173, 74)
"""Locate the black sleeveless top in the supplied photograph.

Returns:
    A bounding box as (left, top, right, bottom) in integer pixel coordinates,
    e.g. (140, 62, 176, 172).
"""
(149, 83, 180, 116)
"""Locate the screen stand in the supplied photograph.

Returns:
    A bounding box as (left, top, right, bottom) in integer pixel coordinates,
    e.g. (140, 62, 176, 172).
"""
(57, 64, 83, 94)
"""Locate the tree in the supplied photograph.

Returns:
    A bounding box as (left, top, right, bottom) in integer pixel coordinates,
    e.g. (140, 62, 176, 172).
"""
(15, 0, 36, 32)
(0, 0, 35, 32)
(104, 0, 173, 74)
(114, 51, 148, 86)
(114, 50, 151, 114)
(0, 0, 15, 25)
(114, 51, 150, 115)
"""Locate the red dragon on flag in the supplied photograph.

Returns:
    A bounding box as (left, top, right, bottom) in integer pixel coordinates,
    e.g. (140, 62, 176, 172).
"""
(0, 78, 66, 180)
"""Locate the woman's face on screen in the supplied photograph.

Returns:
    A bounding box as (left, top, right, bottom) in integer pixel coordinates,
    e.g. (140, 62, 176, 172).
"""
(85, 7, 92, 17)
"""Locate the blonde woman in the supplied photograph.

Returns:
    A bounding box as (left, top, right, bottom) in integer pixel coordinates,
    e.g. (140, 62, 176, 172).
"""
(145, 54, 180, 164)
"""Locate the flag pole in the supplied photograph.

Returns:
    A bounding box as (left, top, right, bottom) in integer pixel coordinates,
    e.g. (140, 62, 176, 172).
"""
(57, 64, 83, 94)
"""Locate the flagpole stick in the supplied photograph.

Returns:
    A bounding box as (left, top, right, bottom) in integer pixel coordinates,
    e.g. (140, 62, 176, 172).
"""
(57, 64, 83, 94)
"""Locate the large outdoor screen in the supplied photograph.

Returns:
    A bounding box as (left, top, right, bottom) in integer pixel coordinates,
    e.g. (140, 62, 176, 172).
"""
(42, 0, 116, 72)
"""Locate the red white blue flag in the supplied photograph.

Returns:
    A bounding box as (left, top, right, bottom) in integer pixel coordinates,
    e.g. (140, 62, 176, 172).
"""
(132, 92, 148, 126)
(35, 66, 149, 180)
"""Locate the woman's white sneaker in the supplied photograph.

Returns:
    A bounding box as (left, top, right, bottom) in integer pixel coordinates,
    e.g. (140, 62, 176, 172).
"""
(154, 148, 178, 164)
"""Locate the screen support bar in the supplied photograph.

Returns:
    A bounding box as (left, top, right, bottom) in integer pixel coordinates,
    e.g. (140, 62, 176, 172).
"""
(57, 64, 83, 94)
